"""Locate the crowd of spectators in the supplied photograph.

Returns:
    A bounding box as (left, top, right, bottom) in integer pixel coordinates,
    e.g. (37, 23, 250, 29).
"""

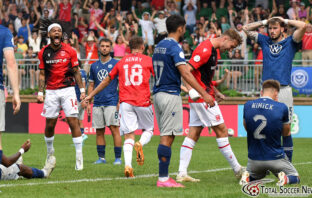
(1, 0, 312, 90)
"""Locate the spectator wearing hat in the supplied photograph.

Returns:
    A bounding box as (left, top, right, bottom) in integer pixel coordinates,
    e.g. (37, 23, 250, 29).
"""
(82, 32, 99, 66)
(132, 9, 155, 55)
(183, 1, 197, 34)
(151, 10, 167, 44)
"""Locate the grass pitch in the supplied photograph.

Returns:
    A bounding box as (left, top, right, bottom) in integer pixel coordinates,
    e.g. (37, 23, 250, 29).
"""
(0, 133, 311, 198)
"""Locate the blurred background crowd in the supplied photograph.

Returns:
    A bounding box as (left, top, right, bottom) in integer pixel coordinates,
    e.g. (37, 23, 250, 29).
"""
(1, 0, 312, 92)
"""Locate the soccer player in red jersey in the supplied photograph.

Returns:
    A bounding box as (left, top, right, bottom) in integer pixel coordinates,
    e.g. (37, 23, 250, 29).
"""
(84, 36, 154, 177)
(37, 23, 85, 170)
(177, 29, 245, 182)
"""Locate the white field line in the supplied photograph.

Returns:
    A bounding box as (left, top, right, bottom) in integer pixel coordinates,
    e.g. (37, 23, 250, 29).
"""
(0, 161, 311, 188)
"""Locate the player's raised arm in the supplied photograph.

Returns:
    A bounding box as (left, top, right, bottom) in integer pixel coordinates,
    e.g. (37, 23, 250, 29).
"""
(242, 20, 264, 41)
(286, 19, 306, 42)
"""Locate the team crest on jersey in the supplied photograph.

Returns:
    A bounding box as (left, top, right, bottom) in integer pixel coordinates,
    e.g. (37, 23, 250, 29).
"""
(291, 69, 309, 88)
(203, 48, 208, 52)
(269, 44, 282, 55)
(179, 52, 185, 59)
(97, 69, 108, 81)
(194, 55, 201, 62)
(108, 64, 113, 68)
(216, 115, 221, 121)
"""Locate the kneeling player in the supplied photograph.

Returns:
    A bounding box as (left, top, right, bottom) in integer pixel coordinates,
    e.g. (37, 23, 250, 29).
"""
(177, 31, 245, 182)
(84, 36, 154, 177)
(0, 139, 55, 180)
(240, 80, 300, 186)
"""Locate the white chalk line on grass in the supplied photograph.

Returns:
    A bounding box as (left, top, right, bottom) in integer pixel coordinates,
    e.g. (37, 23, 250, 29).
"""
(0, 161, 311, 188)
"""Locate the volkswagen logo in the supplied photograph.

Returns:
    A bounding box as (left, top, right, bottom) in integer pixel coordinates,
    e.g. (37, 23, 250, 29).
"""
(97, 69, 108, 81)
(269, 44, 282, 55)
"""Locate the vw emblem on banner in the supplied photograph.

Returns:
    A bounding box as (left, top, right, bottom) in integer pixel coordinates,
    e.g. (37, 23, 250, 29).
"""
(291, 69, 309, 88)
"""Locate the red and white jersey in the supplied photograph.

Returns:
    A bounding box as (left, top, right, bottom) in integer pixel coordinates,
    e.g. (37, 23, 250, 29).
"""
(109, 53, 154, 107)
(38, 43, 79, 90)
(188, 39, 218, 103)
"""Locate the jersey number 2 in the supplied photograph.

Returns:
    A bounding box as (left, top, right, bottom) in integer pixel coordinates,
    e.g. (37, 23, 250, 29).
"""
(253, 115, 267, 139)
(123, 64, 143, 86)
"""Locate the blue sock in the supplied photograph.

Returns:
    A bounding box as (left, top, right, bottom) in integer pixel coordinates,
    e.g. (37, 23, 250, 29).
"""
(31, 168, 44, 178)
(0, 150, 2, 164)
(157, 144, 171, 178)
(287, 175, 300, 184)
(114, 147, 122, 159)
(80, 128, 84, 135)
(283, 136, 293, 162)
(97, 145, 106, 158)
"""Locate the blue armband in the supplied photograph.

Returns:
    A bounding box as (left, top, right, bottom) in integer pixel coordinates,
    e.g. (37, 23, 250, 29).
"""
(283, 136, 293, 162)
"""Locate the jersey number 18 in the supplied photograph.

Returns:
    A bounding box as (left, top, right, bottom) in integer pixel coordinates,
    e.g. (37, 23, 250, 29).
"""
(123, 64, 143, 86)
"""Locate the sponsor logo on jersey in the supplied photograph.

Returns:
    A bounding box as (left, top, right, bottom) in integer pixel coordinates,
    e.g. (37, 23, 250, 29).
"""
(291, 69, 309, 88)
(269, 44, 283, 55)
(97, 69, 108, 81)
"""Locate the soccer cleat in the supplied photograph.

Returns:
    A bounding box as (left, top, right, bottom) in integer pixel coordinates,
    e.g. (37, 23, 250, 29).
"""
(277, 171, 288, 186)
(235, 166, 246, 179)
(176, 174, 200, 182)
(134, 141, 144, 166)
(113, 158, 122, 165)
(42, 155, 56, 178)
(94, 158, 106, 164)
(75, 154, 83, 171)
(45, 149, 55, 165)
(239, 171, 250, 186)
(157, 177, 185, 188)
(82, 134, 88, 143)
(124, 165, 134, 178)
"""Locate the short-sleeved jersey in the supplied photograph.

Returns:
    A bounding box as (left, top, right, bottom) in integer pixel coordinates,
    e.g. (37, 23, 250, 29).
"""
(0, 25, 14, 90)
(257, 34, 299, 85)
(243, 97, 289, 161)
(152, 37, 186, 95)
(89, 58, 119, 107)
(38, 43, 79, 90)
(188, 39, 218, 103)
(75, 69, 87, 102)
(109, 53, 154, 107)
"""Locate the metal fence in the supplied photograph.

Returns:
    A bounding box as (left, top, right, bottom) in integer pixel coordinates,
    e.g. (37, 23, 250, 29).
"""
(2, 59, 311, 95)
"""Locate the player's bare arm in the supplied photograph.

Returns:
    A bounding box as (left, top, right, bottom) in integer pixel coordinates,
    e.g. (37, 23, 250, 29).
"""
(287, 19, 307, 42)
(84, 76, 112, 102)
(242, 21, 263, 40)
(4, 49, 20, 115)
(178, 64, 215, 107)
(73, 66, 85, 101)
(282, 123, 291, 137)
(37, 69, 45, 103)
(1, 139, 31, 167)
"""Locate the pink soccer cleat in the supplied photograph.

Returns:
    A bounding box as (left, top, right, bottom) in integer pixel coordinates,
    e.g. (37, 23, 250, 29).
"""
(157, 177, 185, 188)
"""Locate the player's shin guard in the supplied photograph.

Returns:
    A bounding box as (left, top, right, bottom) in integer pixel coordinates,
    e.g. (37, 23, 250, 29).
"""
(114, 147, 122, 159)
(178, 137, 195, 175)
(44, 136, 54, 155)
(72, 136, 83, 155)
(216, 137, 241, 173)
(123, 139, 134, 167)
(287, 175, 300, 184)
(31, 168, 45, 178)
(283, 135, 293, 162)
(158, 144, 171, 181)
(97, 145, 106, 159)
(139, 130, 153, 146)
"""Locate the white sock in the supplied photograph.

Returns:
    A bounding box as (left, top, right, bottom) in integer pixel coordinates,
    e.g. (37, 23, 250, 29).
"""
(178, 137, 196, 176)
(123, 139, 134, 167)
(44, 136, 54, 155)
(139, 131, 153, 146)
(158, 176, 169, 182)
(216, 137, 241, 173)
(72, 136, 83, 156)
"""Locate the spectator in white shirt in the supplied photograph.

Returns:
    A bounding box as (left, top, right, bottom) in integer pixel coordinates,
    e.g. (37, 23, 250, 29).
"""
(151, 10, 167, 44)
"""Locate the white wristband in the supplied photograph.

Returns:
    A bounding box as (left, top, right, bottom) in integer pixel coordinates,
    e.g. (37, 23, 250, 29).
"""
(19, 148, 25, 155)
(284, 19, 289, 25)
(38, 92, 44, 96)
(80, 88, 85, 93)
(189, 89, 200, 101)
(261, 20, 268, 26)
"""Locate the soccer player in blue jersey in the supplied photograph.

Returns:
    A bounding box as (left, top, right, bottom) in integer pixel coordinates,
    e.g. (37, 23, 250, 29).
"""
(75, 62, 88, 143)
(87, 38, 122, 165)
(152, 15, 215, 188)
(240, 80, 300, 186)
(243, 17, 306, 164)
